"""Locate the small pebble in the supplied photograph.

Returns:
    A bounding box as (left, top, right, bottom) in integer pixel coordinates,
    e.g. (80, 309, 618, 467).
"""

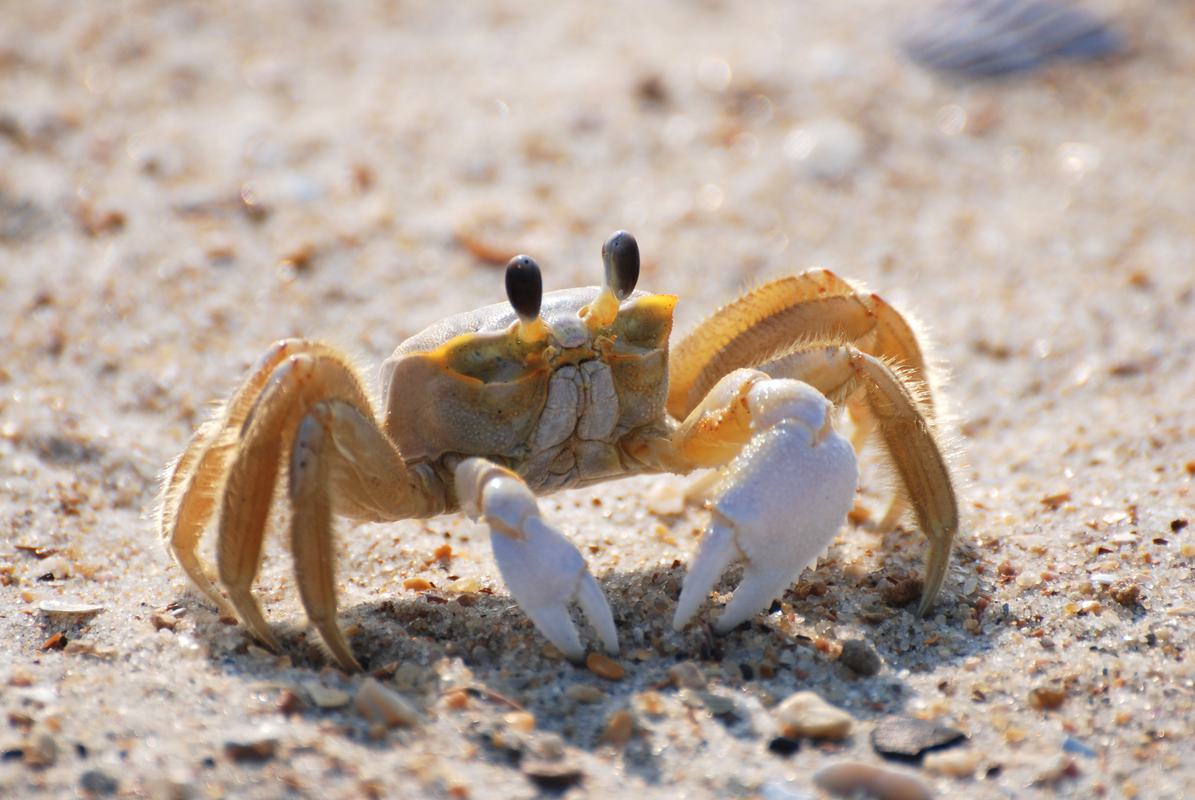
(303, 681, 350, 709)
(871, 716, 966, 760)
(223, 732, 277, 763)
(586, 652, 625, 681)
(633, 690, 665, 717)
(38, 600, 105, 618)
(666, 661, 707, 689)
(813, 761, 934, 800)
(1062, 735, 1097, 758)
(759, 780, 815, 800)
(354, 678, 420, 728)
(700, 692, 737, 717)
(37, 555, 73, 579)
(523, 759, 584, 791)
(565, 684, 604, 704)
(775, 691, 855, 741)
(923, 747, 981, 777)
(503, 711, 536, 733)
(40, 632, 67, 651)
(599, 709, 635, 747)
(1110, 582, 1141, 607)
(1033, 754, 1079, 785)
(1028, 685, 1067, 711)
(149, 612, 178, 632)
(783, 118, 865, 180)
(767, 736, 801, 757)
(839, 640, 882, 676)
(24, 730, 57, 767)
(276, 690, 304, 715)
(79, 768, 119, 796)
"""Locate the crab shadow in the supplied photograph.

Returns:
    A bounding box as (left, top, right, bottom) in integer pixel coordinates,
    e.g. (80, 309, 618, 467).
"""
(191, 526, 1001, 786)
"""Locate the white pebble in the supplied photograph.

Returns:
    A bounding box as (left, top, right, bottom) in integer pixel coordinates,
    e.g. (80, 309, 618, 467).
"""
(354, 678, 420, 728)
(813, 761, 933, 800)
(783, 118, 865, 181)
(923, 747, 981, 777)
(775, 691, 855, 740)
(38, 600, 104, 617)
(303, 681, 350, 709)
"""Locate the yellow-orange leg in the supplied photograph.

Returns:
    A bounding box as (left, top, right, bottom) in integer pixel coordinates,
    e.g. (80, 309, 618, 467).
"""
(761, 344, 957, 614)
(159, 339, 319, 618)
(288, 399, 439, 671)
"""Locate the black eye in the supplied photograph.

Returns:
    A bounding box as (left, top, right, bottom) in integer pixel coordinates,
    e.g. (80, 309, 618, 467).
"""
(504, 255, 543, 322)
(602, 230, 639, 300)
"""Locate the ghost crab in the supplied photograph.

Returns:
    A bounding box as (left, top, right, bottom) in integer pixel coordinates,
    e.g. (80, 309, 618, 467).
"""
(159, 231, 958, 671)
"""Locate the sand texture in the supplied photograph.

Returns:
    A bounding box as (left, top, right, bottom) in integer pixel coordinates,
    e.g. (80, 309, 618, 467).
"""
(1, 1, 1192, 798)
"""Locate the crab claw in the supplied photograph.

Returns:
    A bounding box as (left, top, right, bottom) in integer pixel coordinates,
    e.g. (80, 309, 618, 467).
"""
(673, 379, 859, 633)
(455, 458, 618, 661)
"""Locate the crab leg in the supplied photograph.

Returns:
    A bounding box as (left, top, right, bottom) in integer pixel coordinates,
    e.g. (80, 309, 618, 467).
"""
(160, 339, 320, 617)
(455, 458, 618, 661)
(667, 271, 935, 419)
(671, 369, 859, 632)
(761, 345, 957, 614)
(287, 398, 445, 671)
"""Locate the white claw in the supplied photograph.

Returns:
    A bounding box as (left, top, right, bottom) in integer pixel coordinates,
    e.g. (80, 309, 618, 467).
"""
(714, 565, 799, 633)
(576, 571, 620, 655)
(674, 379, 859, 633)
(457, 459, 618, 661)
(489, 516, 616, 661)
(673, 522, 738, 631)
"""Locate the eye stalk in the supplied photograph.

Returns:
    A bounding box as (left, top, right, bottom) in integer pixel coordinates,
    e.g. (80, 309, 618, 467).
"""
(505, 254, 547, 342)
(586, 230, 639, 328)
(602, 230, 639, 301)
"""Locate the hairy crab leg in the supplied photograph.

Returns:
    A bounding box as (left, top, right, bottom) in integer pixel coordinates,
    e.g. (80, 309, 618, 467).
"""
(762, 345, 958, 614)
(160, 338, 317, 617)
(667, 270, 876, 420)
(216, 349, 372, 654)
(289, 399, 443, 672)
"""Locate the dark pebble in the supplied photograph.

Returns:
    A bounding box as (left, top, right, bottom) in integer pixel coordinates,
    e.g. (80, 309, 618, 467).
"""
(523, 759, 584, 791)
(767, 736, 801, 757)
(739, 662, 755, 680)
(871, 717, 966, 761)
(223, 737, 277, 763)
(840, 640, 882, 676)
(79, 769, 119, 796)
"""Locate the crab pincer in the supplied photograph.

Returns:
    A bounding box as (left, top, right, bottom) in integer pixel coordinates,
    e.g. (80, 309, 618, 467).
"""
(455, 458, 619, 661)
(671, 374, 859, 633)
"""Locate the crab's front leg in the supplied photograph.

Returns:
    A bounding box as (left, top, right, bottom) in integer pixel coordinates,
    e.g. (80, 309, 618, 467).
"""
(454, 459, 618, 661)
(665, 369, 859, 633)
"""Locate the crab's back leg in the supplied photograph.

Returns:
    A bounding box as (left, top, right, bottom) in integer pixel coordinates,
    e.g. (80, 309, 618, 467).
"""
(160, 339, 317, 617)
(219, 347, 445, 671)
(667, 271, 936, 417)
(287, 399, 439, 672)
(667, 271, 875, 419)
(762, 345, 957, 614)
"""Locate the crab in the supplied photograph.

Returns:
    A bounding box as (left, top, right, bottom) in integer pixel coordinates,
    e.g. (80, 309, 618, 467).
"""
(158, 231, 959, 671)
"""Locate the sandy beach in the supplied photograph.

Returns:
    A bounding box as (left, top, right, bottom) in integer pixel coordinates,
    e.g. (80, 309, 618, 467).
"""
(2, 1, 1192, 797)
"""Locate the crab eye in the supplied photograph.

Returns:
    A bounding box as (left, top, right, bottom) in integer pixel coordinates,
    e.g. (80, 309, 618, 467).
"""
(602, 231, 639, 301)
(504, 255, 543, 322)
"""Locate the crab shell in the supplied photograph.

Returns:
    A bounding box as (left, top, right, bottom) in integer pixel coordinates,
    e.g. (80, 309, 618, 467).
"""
(379, 287, 678, 495)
